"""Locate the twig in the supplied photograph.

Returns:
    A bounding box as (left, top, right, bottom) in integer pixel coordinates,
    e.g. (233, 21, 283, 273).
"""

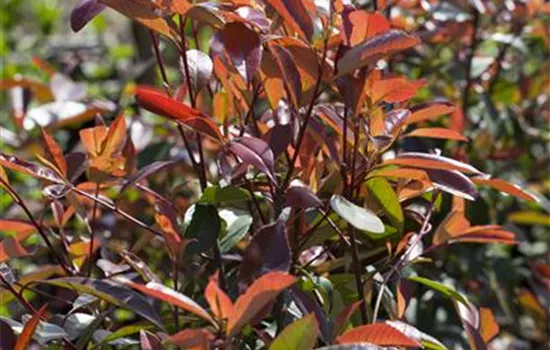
(0, 178, 72, 275)
(461, 8, 481, 118)
(87, 182, 100, 277)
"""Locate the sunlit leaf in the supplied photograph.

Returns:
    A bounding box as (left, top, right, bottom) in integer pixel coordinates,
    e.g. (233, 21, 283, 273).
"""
(385, 152, 483, 175)
(472, 178, 538, 202)
(337, 30, 420, 77)
(14, 304, 48, 350)
(336, 323, 421, 347)
(265, 0, 314, 40)
(270, 313, 319, 350)
(228, 137, 275, 183)
(226, 272, 296, 336)
(330, 195, 385, 234)
(366, 177, 404, 231)
(205, 273, 234, 321)
(404, 127, 468, 142)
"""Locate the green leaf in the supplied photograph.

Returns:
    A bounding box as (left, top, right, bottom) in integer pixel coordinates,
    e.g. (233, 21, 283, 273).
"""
(407, 276, 469, 306)
(365, 178, 404, 232)
(270, 313, 319, 350)
(330, 195, 385, 234)
(507, 211, 550, 226)
(90, 323, 154, 349)
(219, 210, 253, 253)
(199, 185, 251, 205)
(185, 204, 221, 254)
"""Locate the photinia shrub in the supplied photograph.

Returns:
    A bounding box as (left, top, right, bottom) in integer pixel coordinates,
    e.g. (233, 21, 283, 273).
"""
(0, 0, 548, 349)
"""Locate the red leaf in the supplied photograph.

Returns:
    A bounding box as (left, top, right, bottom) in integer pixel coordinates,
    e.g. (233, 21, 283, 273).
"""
(40, 128, 67, 176)
(472, 177, 538, 202)
(370, 77, 422, 103)
(265, 0, 314, 40)
(341, 10, 390, 46)
(385, 152, 483, 175)
(336, 323, 422, 347)
(228, 137, 276, 183)
(0, 153, 65, 184)
(169, 328, 213, 349)
(154, 202, 184, 260)
(205, 273, 234, 321)
(337, 29, 420, 77)
(404, 127, 468, 141)
(124, 280, 215, 324)
(135, 87, 224, 143)
(14, 304, 48, 350)
(99, 0, 178, 42)
(226, 272, 296, 336)
(406, 102, 456, 125)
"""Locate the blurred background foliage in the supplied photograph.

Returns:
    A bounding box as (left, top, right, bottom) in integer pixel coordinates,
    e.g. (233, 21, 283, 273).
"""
(0, 1, 549, 349)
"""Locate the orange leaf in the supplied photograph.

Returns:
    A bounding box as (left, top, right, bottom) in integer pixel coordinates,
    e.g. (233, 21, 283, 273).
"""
(169, 328, 213, 349)
(40, 128, 67, 176)
(135, 87, 224, 143)
(406, 102, 456, 125)
(125, 280, 215, 324)
(14, 304, 48, 350)
(472, 178, 538, 202)
(479, 308, 499, 343)
(264, 0, 313, 40)
(341, 10, 390, 46)
(432, 210, 471, 246)
(154, 204, 183, 260)
(99, 0, 178, 42)
(102, 114, 127, 156)
(370, 77, 422, 103)
(370, 167, 431, 183)
(404, 127, 468, 141)
(79, 126, 108, 157)
(336, 29, 420, 77)
(205, 273, 234, 321)
(226, 271, 296, 336)
(384, 152, 483, 175)
(336, 323, 421, 347)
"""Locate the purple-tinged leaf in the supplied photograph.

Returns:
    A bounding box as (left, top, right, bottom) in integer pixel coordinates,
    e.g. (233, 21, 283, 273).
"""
(264, 0, 314, 40)
(427, 169, 478, 201)
(240, 218, 291, 287)
(285, 180, 322, 209)
(120, 160, 178, 194)
(211, 22, 262, 83)
(0, 153, 65, 184)
(268, 43, 302, 110)
(385, 152, 484, 175)
(229, 137, 275, 183)
(70, 0, 106, 32)
(140, 330, 163, 350)
(0, 319, 16, 350)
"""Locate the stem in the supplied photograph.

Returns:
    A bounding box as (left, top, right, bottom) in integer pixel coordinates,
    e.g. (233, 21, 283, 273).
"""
(461, 8, 480, 118)
(149, 31, 171, 93)
(172, 260, 180, 330)
(0, 178, 72, 275)
(371, 200, 435, 323)
(72, 187, 163, 237)
(349, 226, 368, 324)
(87, 182, 100, 277)
(0, 273, 37, 315)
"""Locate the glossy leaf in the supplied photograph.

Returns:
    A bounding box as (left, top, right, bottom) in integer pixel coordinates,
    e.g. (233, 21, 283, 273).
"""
(341, 10, 390, 46)
(14, 304, 48, 350)
(366, 177, 404, 231)
(270, 313, 319, 350)
(228, 137, 275, 183)
(219, 211, 253, 253)
(337, 30, 420, 77)
(40, 277, 163, 328)
(123, 279, 214, 324)
(268, 42, 302, 109)
(180, 49, 213, 92)
(330, 195, 385, 234)
(139, 330, 163, 350)
(336, 323, 421, 347)
(408, 276, 469, 305)
(135, 87, 224, 142)
(385, 152, 483, 175)
(212, 22, 262, 83)
(404, 127, 468, 141)
(0, 153, 65, 184)
(169, 328, 212, 349)
(205, 273, 234, 321)
(285, 181, 322, 209)
(227, 272, 296, 336)
(265, 0, 314, 40)
(427, 169, 478, 201)
(184, 204, 221, 254)
(406, 102, 456, 125)
(472, 177, 538, 202)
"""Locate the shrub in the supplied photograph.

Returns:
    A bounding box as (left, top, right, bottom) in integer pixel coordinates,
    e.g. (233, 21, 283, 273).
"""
(0, 0, 548, 349)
